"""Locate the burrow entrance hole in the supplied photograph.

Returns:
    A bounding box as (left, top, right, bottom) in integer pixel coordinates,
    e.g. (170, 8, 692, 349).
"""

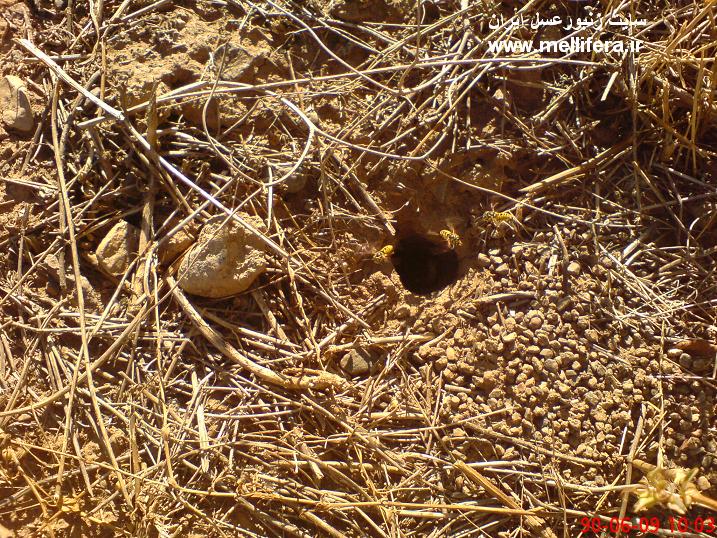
(390, 234, 460, 295)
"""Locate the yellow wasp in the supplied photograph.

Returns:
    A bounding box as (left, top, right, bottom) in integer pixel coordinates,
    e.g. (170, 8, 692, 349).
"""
(475, 211, 513, 227)
(372, 244, 395, 263)
(439, 229, 462, 249)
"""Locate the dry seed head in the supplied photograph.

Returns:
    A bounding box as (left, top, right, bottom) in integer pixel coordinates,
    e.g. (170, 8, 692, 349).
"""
(633, 466, 699, 514)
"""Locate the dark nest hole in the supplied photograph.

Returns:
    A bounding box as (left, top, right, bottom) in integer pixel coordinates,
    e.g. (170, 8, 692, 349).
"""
(390, 234, 459, 295)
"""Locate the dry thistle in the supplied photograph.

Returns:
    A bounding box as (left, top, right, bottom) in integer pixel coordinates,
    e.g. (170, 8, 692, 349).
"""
(633, 466, 699, 514)
(631, 459, 717, 514)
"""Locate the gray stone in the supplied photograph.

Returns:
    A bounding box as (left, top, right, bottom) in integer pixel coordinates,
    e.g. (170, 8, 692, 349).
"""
(339, 349, 373, 376)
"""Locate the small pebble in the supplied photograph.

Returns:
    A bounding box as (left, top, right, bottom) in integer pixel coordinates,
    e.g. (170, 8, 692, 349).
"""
(434, 356, 448, 371)
(599, 256, 614, 269)
(557, 382, 571, 395)
(158, 226, 194, 265)
(528, 316, 543, 330)
(96, 220, 140, 277)
(544, 359, 560, 373)
(585, 329, 599, 343)
(339, 349, 372, 376)
(567, 261, 581, 276)
(666, 348, 682, 360)
(178, 214, 268, 298)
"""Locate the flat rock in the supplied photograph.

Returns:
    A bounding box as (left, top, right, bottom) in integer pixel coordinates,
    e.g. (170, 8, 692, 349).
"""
(96, 220, 140, 277)
(477, 253, 491, 267)
(339, 349, 373, 376)
(0, 75, 34, 133)
(495, 263, 510, 277)
(177, 214, 268, 298)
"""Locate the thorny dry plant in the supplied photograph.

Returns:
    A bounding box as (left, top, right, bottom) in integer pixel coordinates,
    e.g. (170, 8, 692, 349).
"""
(1, 0, 717, 536)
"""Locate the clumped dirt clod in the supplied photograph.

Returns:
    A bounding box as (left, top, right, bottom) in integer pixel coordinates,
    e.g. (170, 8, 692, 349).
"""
(0, 75, 33, 133)
(95, 220, 140, 277)
(177, 214, 268, 298)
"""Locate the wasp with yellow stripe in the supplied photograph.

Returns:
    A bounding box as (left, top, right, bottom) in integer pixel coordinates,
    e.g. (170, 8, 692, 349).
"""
(474, 210, 513, 227)
(372, 244, 395, 263)
(439, 229, 462, 249)
(471, 209, 522, 237)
